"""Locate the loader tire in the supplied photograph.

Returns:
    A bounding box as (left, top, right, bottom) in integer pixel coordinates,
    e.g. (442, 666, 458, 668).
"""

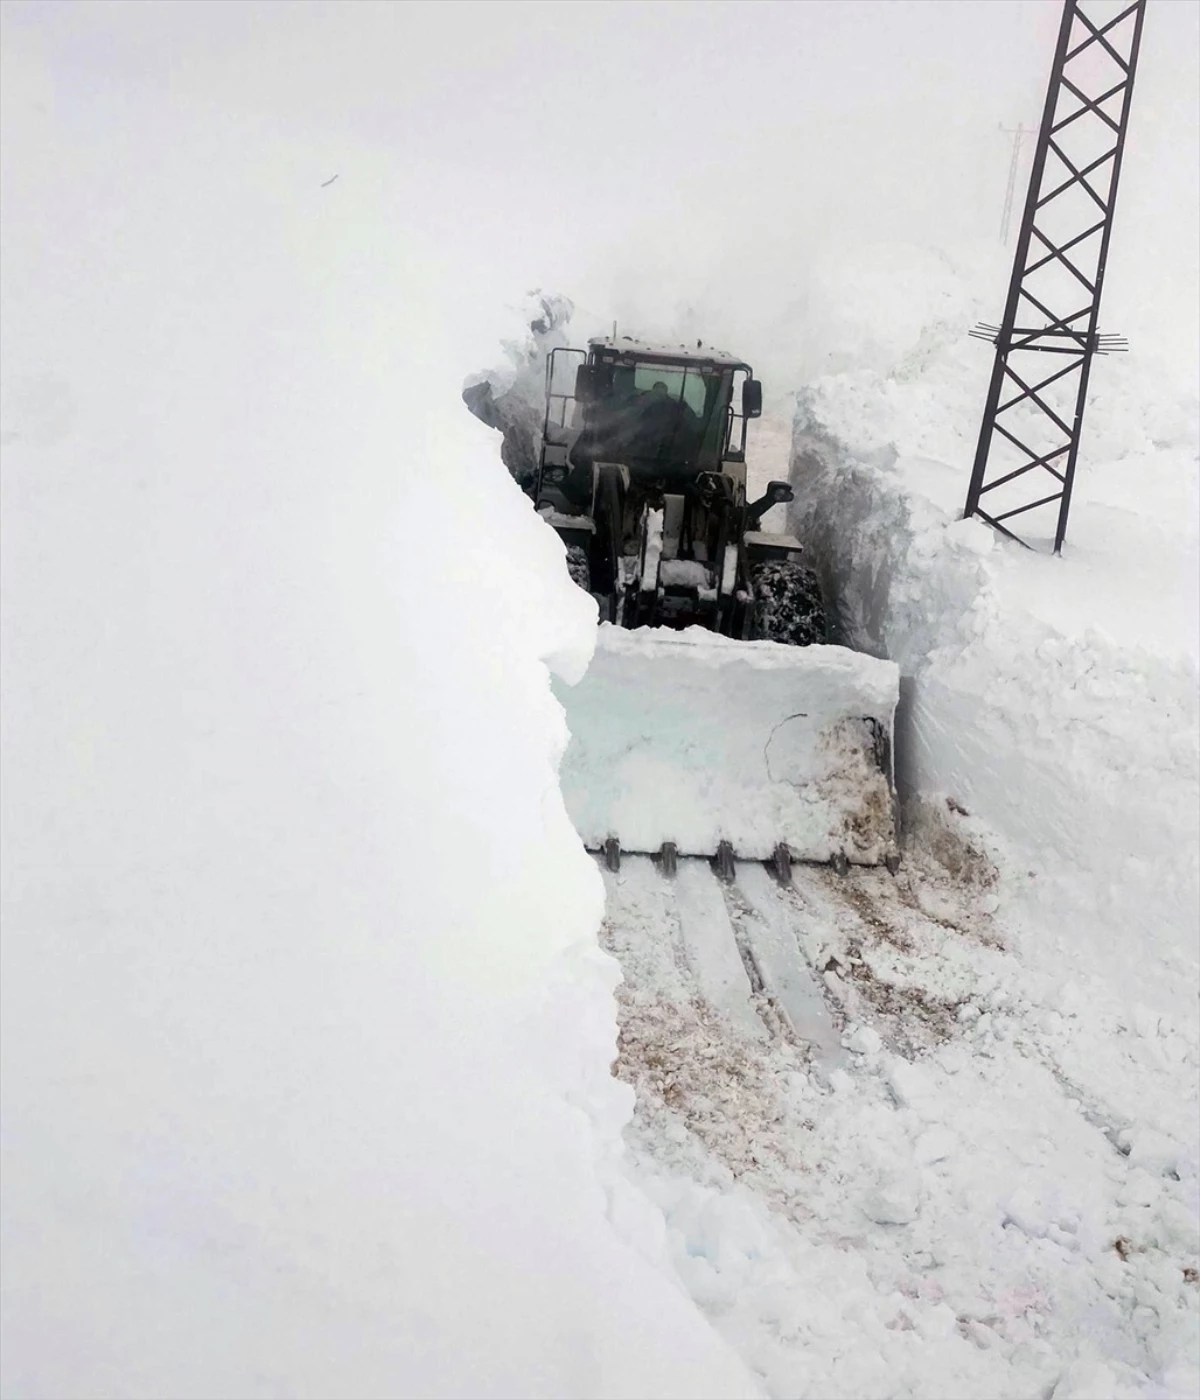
(565, 544, 591, 593)
(751, 559, 828, 647)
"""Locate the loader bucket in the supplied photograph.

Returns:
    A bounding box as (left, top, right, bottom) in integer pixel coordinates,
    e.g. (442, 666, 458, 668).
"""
(554, 626, 900, 866)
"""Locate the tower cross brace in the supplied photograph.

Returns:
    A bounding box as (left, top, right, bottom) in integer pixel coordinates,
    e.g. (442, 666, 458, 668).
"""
(964, 0, 1147, 554)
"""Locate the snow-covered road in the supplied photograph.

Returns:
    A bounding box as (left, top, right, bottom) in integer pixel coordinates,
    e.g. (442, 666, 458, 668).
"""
(602, 847, 1198, 1399)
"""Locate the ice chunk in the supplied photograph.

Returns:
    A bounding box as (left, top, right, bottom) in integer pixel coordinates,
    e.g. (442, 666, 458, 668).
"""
(884, 1059, 937, 1112)
(843, 1024, 883, 1056)
(1003, 1187, 1050, 1238)
(1118, 1126, 1183, 1176)
(863, 1171, 922, 1225)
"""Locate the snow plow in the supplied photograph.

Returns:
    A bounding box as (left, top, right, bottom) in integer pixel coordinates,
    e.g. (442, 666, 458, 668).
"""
(530, 336, 901, 877)
(555, 626, 897, 877)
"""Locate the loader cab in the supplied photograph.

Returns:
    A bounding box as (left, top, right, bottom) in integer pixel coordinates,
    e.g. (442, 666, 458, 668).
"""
(535, 338, 762, 515)
(578, 357, 723, 477)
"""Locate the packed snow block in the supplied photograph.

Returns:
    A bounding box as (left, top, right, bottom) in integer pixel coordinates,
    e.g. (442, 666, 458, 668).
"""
(554, 625, 899, 864)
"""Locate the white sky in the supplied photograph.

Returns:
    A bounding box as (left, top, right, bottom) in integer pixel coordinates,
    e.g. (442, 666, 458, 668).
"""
(3, 0, 1197, 377)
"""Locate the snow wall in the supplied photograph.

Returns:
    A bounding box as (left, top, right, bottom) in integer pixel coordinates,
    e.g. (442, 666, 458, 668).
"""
(784, 243, 1199, 1121)
(0, 41, 759, 1400)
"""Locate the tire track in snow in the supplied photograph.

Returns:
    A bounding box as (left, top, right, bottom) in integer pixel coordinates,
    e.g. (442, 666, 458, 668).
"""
(600, 851, 1199, 1398)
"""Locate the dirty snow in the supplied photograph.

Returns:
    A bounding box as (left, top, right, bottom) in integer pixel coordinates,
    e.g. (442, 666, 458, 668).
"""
(604, 842, 1198, 1400)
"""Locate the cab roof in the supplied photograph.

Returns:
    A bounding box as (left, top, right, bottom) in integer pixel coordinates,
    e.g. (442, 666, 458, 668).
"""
(587, 336, 751, 372)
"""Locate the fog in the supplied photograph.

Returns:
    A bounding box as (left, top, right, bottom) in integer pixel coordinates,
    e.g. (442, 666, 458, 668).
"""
(4, 0, 1196, 384)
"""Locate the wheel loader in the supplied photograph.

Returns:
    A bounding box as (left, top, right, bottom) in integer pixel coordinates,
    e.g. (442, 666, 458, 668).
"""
(477, 334, 901, 880)
(533, 338, 828, 647)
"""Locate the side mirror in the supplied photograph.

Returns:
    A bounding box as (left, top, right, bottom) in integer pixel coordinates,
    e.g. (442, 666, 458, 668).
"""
(742, 378, 763, 419)
(745, 480, 794, 528)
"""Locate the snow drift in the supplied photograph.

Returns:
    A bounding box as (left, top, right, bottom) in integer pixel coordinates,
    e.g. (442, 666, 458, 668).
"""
(785, 240, 1199, 1229)
(0, 39, 759, 1400)
(786, 245, 1198, 1003)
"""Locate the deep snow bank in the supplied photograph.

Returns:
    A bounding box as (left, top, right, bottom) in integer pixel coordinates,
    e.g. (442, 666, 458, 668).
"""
(786, 242, 1199, 1135)
(461, 293, 580, 490)
(0, 43, 758, 1400)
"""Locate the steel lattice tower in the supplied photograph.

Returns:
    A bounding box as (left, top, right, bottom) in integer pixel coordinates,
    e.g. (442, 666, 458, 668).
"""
(964, 0, 1147, 553)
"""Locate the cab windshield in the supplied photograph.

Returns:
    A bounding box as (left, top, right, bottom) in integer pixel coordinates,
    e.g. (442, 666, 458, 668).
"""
(607, 361, 728, 469)
(621, 363, 713, 417)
